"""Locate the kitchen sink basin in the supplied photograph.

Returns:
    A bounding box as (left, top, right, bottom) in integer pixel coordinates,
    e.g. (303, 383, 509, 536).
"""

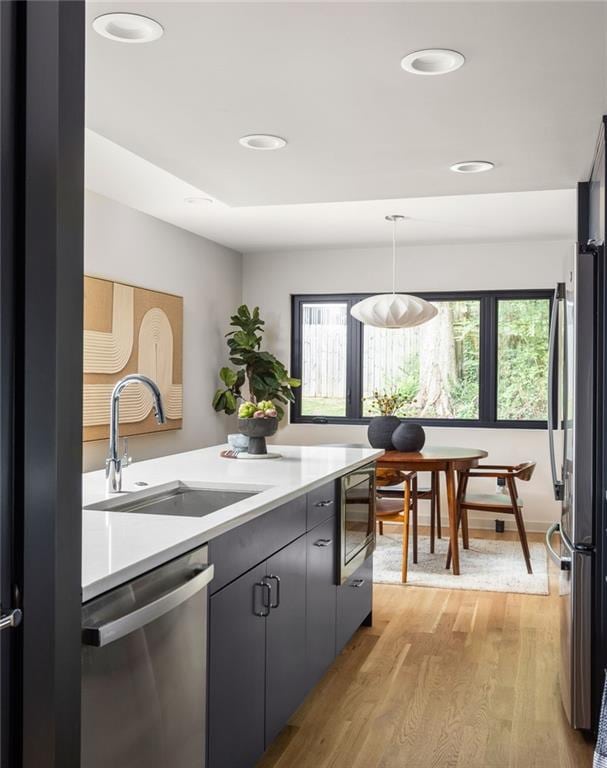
(84, 482, 260, 518)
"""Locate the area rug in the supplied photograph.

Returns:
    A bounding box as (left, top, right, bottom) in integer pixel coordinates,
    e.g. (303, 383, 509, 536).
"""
(374, 533, 549, 595)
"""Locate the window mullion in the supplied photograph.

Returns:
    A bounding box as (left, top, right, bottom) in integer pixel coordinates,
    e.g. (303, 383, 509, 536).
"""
(347, 298, 363, 419)
(480, 296, 497, 422)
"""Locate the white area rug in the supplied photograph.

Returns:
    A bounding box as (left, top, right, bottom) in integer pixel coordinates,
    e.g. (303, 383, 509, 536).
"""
(374, 533, 549, 595)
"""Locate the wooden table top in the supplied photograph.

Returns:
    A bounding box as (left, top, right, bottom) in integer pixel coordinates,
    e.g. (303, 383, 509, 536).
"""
(377, 446, 488, 465)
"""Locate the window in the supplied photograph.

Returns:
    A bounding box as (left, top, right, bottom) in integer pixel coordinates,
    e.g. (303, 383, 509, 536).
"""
(497, 298, 550, 421)
(362, 300, 481, 419)
(291, 291, 554, 428)
(300, 302, 348, 417)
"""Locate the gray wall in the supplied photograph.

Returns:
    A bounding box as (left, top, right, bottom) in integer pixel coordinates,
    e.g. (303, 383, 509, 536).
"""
(83, 191, 242, 471)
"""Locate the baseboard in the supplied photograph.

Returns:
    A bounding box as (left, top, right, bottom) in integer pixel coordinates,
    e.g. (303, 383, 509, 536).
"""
(413, 510, 552, 535)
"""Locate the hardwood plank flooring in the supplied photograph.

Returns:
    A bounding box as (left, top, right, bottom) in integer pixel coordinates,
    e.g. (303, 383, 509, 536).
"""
(257, 530, 594, 768)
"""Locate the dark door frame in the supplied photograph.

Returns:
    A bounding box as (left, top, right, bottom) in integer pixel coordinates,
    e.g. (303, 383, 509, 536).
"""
(2, 2, 84, 767)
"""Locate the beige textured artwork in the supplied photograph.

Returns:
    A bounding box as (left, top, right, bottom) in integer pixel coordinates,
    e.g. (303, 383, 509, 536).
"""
(83, 276, 183, 442)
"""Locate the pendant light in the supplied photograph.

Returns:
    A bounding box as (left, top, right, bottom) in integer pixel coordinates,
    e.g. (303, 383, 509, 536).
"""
(350, 215, 438, 329)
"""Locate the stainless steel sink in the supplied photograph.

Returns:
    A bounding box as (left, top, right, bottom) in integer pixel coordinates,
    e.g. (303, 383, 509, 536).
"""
(84, 482, 260, 518)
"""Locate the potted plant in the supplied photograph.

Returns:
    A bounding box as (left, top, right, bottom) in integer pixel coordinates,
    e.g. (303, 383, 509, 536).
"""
(365, 389, 425, 452)
(365, 389, 405, 450)
(212, 305, 300, 451)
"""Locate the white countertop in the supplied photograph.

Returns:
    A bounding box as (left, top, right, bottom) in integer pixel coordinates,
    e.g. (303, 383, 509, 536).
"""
(82, 443, 383, 602)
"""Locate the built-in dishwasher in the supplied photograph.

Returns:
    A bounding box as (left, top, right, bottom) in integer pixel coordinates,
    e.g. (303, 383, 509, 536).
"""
(81, 545, 214, 768)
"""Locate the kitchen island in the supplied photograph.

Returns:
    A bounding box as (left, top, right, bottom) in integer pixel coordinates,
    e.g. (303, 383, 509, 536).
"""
(82, 443, 382, 768)
(82, 443, 382, 601)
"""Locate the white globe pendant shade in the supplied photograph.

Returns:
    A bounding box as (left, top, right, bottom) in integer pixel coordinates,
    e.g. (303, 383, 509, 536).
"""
(351, 293, 438, 328)
(350, 214, 438, 329)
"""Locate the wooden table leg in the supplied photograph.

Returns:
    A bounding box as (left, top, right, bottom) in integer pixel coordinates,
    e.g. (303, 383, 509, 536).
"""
(402, 477, 410, 583)
(457, 471, 470, 550)
(445, 464, 460, 575)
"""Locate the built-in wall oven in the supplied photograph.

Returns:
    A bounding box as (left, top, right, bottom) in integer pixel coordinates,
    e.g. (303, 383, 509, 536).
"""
(340, 464, 376, 583)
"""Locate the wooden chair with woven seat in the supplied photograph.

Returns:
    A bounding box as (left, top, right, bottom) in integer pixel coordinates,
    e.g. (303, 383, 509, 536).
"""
(446, 461, 536, 574)
(375, 469, 417, 582)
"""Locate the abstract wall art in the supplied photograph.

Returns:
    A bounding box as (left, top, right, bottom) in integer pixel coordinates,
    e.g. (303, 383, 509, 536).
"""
(83, 276, 183, 442)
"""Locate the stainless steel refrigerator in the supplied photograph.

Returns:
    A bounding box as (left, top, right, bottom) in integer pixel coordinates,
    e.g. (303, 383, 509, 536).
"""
(546, 242, 599, 731)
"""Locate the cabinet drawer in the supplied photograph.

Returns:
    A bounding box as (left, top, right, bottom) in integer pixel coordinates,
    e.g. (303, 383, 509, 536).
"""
(336, 556, 373, 653)
(208, 495, 306, 594)
(307, 480, 338, 529)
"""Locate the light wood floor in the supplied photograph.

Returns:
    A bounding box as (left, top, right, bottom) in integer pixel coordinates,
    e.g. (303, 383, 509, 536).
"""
(257, 530, 594, 768)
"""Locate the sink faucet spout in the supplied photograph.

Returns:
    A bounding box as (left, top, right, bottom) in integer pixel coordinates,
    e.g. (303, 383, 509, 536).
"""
(106, 374, 166, 493)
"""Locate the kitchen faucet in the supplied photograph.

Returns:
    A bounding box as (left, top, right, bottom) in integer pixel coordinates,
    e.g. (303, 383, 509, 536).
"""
(106, 374, 166, 493)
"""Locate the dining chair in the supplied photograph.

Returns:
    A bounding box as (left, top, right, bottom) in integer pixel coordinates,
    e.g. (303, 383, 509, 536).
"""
(375, 469, 417, 582)
(446, 461, 536, 574)
(375, 470, 442, 557)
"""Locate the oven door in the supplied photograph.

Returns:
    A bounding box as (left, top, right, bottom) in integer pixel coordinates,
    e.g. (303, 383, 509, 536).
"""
(340, 465, 376, 583)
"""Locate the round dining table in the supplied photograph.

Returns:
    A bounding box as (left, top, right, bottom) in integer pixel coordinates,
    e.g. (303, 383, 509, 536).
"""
(376, 446, 488, 575)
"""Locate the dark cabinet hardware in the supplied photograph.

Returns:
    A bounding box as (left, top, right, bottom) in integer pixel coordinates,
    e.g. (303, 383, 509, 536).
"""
(254, 581, 272, 616)
(313, 539, 333, 547)
(351, 578, 365, 588)
(264, 574, 281, 608)
(315, 500, 333, 508)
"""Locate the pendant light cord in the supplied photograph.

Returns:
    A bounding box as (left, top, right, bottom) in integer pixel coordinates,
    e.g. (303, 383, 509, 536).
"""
(392, 217, 397, 295)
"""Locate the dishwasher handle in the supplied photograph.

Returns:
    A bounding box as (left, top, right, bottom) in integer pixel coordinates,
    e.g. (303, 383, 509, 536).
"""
(83, 563, 214, 648)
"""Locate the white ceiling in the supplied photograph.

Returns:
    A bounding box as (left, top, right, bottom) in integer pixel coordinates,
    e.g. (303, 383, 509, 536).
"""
(86, 129, 576, 252)
(85, 1, 598, 251)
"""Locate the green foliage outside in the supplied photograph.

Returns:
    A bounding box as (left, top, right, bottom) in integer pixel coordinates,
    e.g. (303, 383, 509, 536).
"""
(496, 299, 549, 420)
(362, 301, 481, 419)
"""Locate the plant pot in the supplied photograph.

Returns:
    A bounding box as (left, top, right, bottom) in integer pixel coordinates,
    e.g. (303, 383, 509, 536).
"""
(391, 422, 426, 453)
(367, 416, 401, 450)
(238, 417, 278, 455)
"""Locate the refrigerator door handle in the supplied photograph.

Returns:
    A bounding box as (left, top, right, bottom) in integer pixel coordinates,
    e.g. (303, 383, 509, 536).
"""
(546, 522, 571, 571)
(548, 284, 565, 501)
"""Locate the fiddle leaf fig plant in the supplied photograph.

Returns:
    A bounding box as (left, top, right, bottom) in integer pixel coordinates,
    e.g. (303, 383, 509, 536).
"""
(212, 304, 300, 420)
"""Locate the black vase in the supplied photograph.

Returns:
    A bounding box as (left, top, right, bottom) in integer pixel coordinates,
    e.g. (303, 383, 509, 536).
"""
(391, 422, 426, 453)
(367, 416, 400, 450)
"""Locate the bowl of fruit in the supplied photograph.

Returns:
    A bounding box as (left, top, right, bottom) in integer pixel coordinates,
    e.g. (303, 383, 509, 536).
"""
(237, 400, 279, 455)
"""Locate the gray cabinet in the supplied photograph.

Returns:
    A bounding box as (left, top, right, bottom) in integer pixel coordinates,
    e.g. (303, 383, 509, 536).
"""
(336, 556, 373, 654)
(208, 537, 309, 768)
(208, 480, 372, 766)
(306, 517, 337, 687)
(307, 480, 338, 529)
(208, 495, 306, 594)
(208, 562, 267, 768)
(265, 536, 307, 745)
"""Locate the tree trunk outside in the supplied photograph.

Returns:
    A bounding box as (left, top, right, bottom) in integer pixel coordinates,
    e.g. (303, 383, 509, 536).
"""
(415, 304, 456, 416)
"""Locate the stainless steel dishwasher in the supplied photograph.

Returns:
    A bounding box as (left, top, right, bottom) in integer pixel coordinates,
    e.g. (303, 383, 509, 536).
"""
(81, 545, 214, 768)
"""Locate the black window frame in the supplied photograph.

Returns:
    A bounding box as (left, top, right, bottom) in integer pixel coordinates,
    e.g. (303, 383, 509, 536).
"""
(291, 289, 557, 430)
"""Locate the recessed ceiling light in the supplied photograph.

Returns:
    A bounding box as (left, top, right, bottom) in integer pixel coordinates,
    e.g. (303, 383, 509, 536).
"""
(92, 13, 164, 44)
(239, 134, 287, 151)
(450, 161, 495, 174)
(184, 196, 213, 206)
(401, 49, 465, 76)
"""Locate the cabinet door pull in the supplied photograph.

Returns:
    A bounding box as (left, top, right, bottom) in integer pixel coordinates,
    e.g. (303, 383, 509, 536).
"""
(351, 578, 365, 588)
(313, 538, 333, 547)
(254, 581, 272, 617)
(264, 574, 281, 608)
(315, 499, 334, 508)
